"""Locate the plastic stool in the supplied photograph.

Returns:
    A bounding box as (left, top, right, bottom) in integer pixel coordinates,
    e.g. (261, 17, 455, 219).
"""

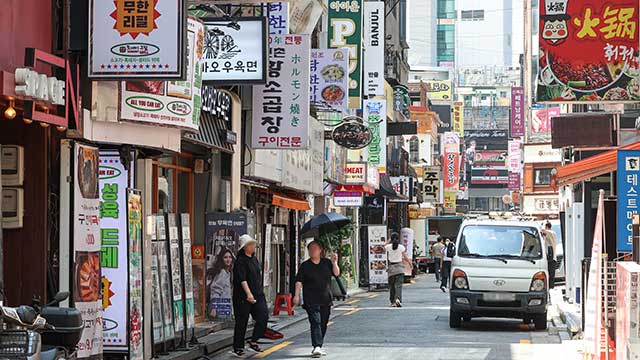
(273, 294, 294, 316)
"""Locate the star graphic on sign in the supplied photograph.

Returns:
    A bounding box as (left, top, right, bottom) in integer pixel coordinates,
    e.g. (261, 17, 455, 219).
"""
(101, 64, 106, 69)
(152, 64, 156, 68)
(164, 64, 169, 68)
(120, 64, 125, 69)
(126, 64, 131, 69)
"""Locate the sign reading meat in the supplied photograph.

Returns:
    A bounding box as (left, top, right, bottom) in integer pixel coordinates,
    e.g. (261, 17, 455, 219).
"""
(537, 0, 640, 102)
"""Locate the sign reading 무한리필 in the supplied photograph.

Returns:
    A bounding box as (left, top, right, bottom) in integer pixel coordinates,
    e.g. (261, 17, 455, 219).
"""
(617, 150, 640, 252)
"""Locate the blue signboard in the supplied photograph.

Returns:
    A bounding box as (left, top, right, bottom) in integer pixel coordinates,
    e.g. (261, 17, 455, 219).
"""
(617, 150, 640, 252)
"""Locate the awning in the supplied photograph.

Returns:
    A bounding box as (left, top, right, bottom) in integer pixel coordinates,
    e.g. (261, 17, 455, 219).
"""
(556, 141, 640, 186)
(335, 184, 375, 194)
(272, 193, 311, 211)
(183, 112, 234, 153)
(376, 174, 398, 198)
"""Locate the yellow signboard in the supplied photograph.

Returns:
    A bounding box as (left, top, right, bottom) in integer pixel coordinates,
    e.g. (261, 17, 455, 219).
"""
(443, 191, 457, 214)
(424, 80, 452, 101)
(452, 101, 464, 137)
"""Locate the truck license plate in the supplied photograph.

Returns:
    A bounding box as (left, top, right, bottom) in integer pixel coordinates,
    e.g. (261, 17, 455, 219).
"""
(483, 293, 516, 302)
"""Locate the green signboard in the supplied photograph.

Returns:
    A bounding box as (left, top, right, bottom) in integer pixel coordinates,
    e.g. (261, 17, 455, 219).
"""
(327, 0, 363, 109)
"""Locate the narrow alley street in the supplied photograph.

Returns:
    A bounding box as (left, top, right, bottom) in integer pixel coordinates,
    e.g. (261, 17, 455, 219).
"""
(209, 275, 579, 360)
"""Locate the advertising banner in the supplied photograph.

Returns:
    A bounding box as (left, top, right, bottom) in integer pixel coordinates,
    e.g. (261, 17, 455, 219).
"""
(423, 166, 441, 202)
(88, 0, 185, 78)
(452, 101, 464, 136)
(127, 192, 143, 360)
(400, 228, 414, 276)
(328, 0, 363, 108)
(252, 34, 311, 149)
(167, 215, 184, 333)
(511, 87, 525, 137)
(617, 150, 640, 252)
(155, 216, 175, 341)
(344, 162, 367, 184)
(538, 0, 640, 102)
(99, 153, 128, 351)
(443, 191, 457, 214)
(333, 191, 364, 207)
(443, 132, 460, 190)
(201, 18, 267, 84)
(584, 190, 605, 358)
(205, 213, 247, 319)
(367, 225, 388, 285)
(424, 80, 452, 101)
(179, 214, 195, 329)
(119, 18, 204, 131)
(472, 150, 508, 167)
(529, 106, 561, 143)
(471, 167, 509, 185)
(73, 144, 103, 358)
(363, 99, 387, 173)
(151, 241, 164, 344)
(615, 262, 640, 360)
(363, 1, 385, 97)
(508, 140, 522, 190)
(310, 49, 349, 114)
(267, 2, 289, 34)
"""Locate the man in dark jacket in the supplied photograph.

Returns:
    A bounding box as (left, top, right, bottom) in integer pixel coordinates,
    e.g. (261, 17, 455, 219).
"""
(231, 234, 268, 357)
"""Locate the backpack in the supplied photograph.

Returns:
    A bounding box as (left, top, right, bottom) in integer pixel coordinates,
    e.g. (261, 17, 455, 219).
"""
(446, 242, 456, 258)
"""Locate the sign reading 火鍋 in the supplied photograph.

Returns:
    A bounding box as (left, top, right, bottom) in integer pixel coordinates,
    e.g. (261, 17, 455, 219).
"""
(201, 18, 268, 84)
(511, 87, 524, 137)
(363, 99, 387, 173)
(363, 1, 384, 97)
(537, 0, 640, 102)
(310, 49, 349, 114)
(89, 0, 185, 78)
(252, 34, 310, 149)
(617, 150, 640, 252)
(328, 0, 363, 108)
(119, 18, 204, 131)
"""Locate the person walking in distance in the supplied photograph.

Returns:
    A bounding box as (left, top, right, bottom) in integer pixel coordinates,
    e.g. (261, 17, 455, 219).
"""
(541, 222, 558, 288)
(293, 241, 340, 358)
(432, 237, 445, 282)
(440, 238, 455, 292)
(231, 235, 268, 357)
(385, 233, 413, 307)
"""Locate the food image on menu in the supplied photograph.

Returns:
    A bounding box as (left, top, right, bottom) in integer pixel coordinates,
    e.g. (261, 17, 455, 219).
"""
(126, 81, 165, 96)
(321, 64, 345, 81)
(370, 260, 387, 271)
(370, 245, 386, 255)
(74, 252, 101, 302)
(76, 146, 99, 199)
(322, 85, 345, 103)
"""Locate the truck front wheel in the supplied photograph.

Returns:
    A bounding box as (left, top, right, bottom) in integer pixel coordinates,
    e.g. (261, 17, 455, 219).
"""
(449, 309, 462, 328)
(533, 313, 547, 330)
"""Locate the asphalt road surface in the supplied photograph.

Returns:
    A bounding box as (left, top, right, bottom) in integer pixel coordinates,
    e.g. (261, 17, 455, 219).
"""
(210, 275, 580, 360)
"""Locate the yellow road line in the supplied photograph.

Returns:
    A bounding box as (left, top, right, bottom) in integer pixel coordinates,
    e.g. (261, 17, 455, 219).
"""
(519, 339, 531, 344)
(252, 341, 293, 359)
(327, 321, 334, 326)
(345, 299, 360, 305)
(344, 308, 361, 316)
(367, 294, 379, 298)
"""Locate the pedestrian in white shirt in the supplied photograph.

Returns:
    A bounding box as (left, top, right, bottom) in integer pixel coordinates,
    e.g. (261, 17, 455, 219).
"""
(385, 233, 413, 307)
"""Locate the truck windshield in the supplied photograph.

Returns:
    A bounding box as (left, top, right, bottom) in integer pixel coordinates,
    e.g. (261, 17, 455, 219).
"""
(458, 225, 543, 260)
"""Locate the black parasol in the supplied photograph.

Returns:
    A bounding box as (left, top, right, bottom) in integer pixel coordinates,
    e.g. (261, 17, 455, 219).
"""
(299, 212, 351, 239)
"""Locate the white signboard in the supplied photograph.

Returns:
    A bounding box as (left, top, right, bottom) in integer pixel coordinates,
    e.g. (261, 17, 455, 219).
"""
(344, 162, 367, 184)
(333, 191, 363, 207)
(368, 225, 388, 285)
(363, 99, 387, 173)
(310, 117, 325, 196)
(282, 148, 312, 192)
(99, 153, 129, 351)
(523, 144, 562, 164)
(201, 18, 267, 83)
(268, 2, 289, 34)
(119, 18, 204, 131)
(363, 1, 385, 97)
(89, 0, 185, 78)
(252, 34, 311, 149)
(423, 166, 440, 202)
(310, 49, 349, 114)
(390, 176, 410, 200)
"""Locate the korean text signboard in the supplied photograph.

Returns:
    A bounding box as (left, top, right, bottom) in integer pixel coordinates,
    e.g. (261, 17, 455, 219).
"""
(99, 153, 128, 351)
(89, 0, 185, 78)
(333, 191, 364, 207)
(310, 49, 349, 114)
(424, 80, 452, 101)
(267, 2, 289, 34)
(508, 140, 522, 191)
(252, 34, 310, 149)
(363, 99, 387, 173)
(511, 87, 525, 137)
(363, 1, 384, 97)
(538, 0, 640, 102)
(201, 18, 267, 84)
(367, 225, 388, 285)
(423, 166, 441, 202)
(120, 18, 204, 131)
(452, 101, 464, 136)
(328, 0, 363, 108)
(617, 150, 640, 252)
(73, 144, 103, 358)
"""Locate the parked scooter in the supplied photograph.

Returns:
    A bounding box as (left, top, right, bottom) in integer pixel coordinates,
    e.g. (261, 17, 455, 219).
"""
(0, 292, 83, 360)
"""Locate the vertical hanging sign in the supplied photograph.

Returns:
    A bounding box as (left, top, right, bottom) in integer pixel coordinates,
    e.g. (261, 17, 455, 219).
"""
(617, 150, 640, 252)
(363, 1, 384, 97)
(508, 140, 522, 191)
(328, 0, 363, 109)
(127, 191, 143, 360)
(363, 99, 387, 173)
(268, 2, 289, 34)
(511, 87, 525, 137)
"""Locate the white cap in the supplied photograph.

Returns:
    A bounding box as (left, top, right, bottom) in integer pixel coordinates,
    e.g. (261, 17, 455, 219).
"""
(238, 234, 257, 250)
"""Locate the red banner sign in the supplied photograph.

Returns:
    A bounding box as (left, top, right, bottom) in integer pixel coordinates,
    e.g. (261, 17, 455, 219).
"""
(443, 132, 460, 190)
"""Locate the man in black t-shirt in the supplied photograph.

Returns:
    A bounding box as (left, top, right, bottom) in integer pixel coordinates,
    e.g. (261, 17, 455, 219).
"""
(293, 241, 340, 358)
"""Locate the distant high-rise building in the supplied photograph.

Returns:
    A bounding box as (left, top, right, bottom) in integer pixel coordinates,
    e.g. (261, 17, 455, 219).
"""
(407, 0, 456, 70)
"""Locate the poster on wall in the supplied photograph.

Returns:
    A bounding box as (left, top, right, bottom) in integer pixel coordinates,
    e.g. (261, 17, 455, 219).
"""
(367, 225, 388, 285)
(537, 0, 640, 102)
(73, 143, 103, 358)
(167, 214, 185, 332)
(529, 106, 561, 143)
(127, 191, 143, 360)
(205, 212, 247, 319)
(179, 214, 196, 329)
(310, 49, 349, 114)
(88, 0, 185, 78)
(99, 153, 128, 351)
(617, 150, 640, 252)
(363, 99, 387, 173)
(119, 18, 204, 131)
(327, 0, 363, 108)
(156, 216, 175, 340)
(363, 1, 384, 97)
(252, 34, 311, 149)
(201, 18, 267, 84)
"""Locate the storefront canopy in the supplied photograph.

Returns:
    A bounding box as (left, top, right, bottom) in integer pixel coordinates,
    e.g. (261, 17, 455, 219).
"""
(556, 141, 640, 186)
(272, 193, 311, 211)
(183, 112, 234, 153)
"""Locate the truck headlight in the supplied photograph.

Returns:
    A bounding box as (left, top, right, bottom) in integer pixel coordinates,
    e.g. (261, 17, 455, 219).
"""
(452, 269, 468, 289)
(530, 271, 547, 291)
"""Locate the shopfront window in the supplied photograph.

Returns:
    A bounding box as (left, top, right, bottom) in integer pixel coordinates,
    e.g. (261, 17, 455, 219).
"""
(534, 168, 553, 186)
